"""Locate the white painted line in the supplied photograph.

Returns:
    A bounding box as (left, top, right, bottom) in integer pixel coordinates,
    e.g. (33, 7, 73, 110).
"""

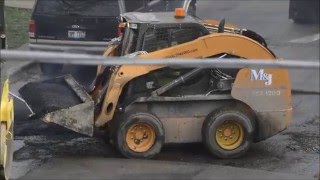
(289, 33, 320, 43)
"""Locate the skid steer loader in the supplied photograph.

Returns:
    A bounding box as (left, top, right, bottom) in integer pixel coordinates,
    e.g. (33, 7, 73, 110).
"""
(19, 9, 292, 159)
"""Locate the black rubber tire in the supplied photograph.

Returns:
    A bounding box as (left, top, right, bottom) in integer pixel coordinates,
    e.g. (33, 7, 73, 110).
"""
(114, 111, 164, 159)
(202, 108, 255, 159)
(40, 63, 63, 76)
(0, 169, 4, 180)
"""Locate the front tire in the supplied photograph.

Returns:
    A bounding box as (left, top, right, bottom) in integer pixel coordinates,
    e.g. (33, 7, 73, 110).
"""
(202, 108, 255, 158)
(114, 112, 164, 159)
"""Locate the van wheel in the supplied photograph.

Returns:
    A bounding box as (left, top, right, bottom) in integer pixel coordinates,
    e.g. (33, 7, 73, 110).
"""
(202, 108, 255, 158)
(114, 112, 164, 159)
(40, 63, 63, 76)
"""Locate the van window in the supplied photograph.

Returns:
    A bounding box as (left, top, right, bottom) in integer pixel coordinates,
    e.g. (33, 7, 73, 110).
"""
(34, 0, 120, 16)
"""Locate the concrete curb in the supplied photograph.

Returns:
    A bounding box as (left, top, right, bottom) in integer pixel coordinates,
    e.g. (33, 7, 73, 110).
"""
(8, 61, 34, 76)
(7, 44, 35, 77)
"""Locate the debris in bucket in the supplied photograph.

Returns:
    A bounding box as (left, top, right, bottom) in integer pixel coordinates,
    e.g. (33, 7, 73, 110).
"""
(19, 81, 83, 116)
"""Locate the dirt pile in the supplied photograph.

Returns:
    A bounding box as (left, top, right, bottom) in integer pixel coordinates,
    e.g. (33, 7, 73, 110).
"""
(19, 81, 82, 116)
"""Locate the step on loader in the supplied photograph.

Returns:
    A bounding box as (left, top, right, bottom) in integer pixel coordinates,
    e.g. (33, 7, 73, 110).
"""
(19, 9, 292, 159)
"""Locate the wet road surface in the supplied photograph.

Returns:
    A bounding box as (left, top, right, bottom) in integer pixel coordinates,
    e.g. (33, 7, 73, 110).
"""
(6, 0, 320, 179)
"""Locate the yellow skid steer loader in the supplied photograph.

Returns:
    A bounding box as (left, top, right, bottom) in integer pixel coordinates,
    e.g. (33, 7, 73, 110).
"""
(19, 9, 292, 159)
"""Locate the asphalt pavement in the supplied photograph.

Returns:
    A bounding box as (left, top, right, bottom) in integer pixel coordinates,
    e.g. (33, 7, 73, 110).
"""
(4, 0, 320, 179)
(21, 158, 312, 180)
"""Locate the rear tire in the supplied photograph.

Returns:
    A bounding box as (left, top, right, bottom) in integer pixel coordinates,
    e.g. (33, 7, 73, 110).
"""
(202, 108, 255, 158)
(114, 111, 164, 159)
(40, 63, 63, 76)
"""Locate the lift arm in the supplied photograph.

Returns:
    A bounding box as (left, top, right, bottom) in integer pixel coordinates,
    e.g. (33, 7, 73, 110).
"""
(95, 33, 277, 126)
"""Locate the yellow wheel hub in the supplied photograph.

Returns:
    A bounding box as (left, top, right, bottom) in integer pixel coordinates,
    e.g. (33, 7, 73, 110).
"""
(125, 123, 156, 153)
(215, 120, 244, 150)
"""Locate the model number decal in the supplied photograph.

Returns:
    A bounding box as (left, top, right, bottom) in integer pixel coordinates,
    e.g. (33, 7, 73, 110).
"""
(165, 49, 198, 58)
(253, 90, 281, 96)
(250, 69, 273, 85)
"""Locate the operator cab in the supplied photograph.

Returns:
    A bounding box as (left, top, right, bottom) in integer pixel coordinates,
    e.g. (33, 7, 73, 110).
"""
(113, 10, 235, 105)
(118, 10, 210, 56)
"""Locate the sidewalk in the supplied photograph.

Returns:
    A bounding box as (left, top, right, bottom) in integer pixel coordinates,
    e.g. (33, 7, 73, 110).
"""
(5, 0, 35, 9)
(5, 44, 33, 77)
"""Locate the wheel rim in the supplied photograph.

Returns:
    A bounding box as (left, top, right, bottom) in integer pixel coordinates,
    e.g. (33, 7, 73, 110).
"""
(215, 120, 244, 150)
(125, 123, 156, 153)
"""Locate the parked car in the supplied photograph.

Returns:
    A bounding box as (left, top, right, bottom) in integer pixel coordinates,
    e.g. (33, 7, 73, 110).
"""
(289, 0, 319, 23)
(29, 0, 150, 74)
(29, 0, 197, 74)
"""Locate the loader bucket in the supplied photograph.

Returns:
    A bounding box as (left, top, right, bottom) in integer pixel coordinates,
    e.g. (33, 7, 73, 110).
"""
(19, 74, 94, 136)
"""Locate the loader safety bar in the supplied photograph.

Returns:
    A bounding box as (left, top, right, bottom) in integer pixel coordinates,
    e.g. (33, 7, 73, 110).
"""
(0, 50, 319, 70)
(9, 91, 35, 116)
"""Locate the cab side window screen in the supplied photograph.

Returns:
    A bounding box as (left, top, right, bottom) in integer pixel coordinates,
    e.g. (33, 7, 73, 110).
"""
(142, 27, 203, 53)
(124, 0, 147, 12)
